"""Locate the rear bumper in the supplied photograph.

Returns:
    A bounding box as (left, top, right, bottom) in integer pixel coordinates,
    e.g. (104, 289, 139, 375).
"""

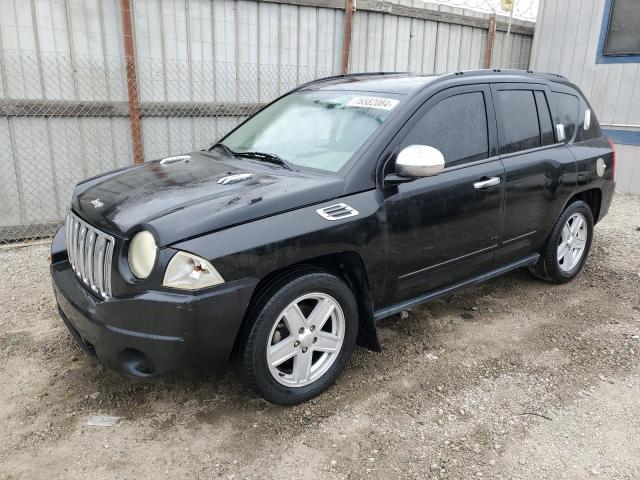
(51, 234, 256, 379)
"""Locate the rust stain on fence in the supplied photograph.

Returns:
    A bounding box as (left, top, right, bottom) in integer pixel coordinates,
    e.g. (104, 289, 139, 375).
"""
(120, 0, 144, 165)
(483, 15, 497, 69)
(341, 0, 355, 75)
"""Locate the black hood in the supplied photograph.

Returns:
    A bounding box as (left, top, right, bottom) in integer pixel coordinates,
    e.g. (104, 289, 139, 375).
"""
(72, 150, 345, 246)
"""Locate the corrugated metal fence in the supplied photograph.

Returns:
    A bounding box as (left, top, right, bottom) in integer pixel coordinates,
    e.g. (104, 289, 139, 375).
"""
(530, 0, 640, 194)
(0, 0, 534, 242)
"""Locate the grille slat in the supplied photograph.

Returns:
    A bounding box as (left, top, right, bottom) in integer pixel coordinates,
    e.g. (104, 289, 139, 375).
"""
(70, 219, 79, 272)
(95, 236, 105, 296)
(65, 212, 115, 299)
(104, 241, 113, 297)
(78, 226, 87, 280)
(86, 231, 96, 289)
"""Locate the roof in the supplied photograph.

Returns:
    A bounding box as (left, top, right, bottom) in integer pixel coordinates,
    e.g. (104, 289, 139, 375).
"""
(298, 73, 439, 95)
(298, 70, 572, 95)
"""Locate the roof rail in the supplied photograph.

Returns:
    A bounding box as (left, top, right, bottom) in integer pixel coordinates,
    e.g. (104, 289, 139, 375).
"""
(290, 69, 573, 96)
(530, 71, 569, 80)
(295, 71, 410, 90)
(433, 68, 570, 82)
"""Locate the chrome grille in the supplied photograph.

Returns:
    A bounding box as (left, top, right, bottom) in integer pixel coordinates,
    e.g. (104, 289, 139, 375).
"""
(65, 212, 115, 299)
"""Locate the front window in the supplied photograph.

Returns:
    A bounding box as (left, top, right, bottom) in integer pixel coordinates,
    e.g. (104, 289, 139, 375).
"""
(221, 90, 403, 173)
(400, 91, 489, 167)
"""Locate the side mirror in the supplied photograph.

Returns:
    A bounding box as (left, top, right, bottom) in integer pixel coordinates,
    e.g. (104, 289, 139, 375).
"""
(396, 145, 445, 178)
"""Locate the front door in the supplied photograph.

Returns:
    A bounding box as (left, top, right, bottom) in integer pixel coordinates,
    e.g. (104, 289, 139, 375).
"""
(382, 84, 504, 304)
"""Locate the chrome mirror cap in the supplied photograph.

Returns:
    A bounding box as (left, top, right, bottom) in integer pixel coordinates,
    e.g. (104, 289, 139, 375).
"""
(396, 145, 445, 178)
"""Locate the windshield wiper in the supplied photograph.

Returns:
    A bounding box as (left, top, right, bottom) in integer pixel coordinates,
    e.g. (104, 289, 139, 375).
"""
(210, 143, 292, 170)
(234, 151, 292, 170)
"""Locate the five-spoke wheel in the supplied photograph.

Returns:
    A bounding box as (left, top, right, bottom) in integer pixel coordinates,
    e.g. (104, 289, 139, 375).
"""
(530, 200, 594, 283)
(267, 293, 345, 387)
(240, 270, 357, 405)
(557, 212, 588, 272)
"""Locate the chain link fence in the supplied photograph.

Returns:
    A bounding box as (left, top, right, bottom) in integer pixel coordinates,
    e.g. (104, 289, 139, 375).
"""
(0, 51, 334, 243)
(0, 1, 534, 244)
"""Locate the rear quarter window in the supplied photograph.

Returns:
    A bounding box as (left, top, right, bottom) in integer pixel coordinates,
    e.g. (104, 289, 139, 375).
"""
(575, 99, 603, 142)
(552, 92, 579, 142)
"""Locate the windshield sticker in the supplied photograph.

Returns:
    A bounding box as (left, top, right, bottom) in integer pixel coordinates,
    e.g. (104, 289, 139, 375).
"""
(347, 96, 399, 110)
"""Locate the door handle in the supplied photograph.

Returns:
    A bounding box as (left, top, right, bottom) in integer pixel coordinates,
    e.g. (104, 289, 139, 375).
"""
(473, 177, 501, 189)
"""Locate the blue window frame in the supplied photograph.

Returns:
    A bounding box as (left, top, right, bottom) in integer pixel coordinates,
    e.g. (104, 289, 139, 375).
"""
(596, 0, 640, 64)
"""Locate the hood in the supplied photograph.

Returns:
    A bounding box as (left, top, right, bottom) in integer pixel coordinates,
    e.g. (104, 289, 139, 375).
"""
(72, 150, 345, 246)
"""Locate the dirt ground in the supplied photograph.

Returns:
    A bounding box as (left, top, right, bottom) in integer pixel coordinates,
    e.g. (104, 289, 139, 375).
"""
(0, 195, 639, 480)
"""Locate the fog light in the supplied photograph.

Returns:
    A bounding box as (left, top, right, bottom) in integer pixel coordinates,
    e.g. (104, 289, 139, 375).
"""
(119, 348, 154, 377)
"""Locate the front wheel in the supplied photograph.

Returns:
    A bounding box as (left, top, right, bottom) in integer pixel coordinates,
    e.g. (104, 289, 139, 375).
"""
(529, 200, 594, 283)
(240, 271, 358, 405)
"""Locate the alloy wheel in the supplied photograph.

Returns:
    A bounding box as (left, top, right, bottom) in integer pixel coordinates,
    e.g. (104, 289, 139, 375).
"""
(557, 212, 588, 271)
(266, 292, 345, 387)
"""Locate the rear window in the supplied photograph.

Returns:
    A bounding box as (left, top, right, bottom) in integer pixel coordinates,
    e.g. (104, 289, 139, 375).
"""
(552, 92, 579, 142)
(497, 90, 541, 154)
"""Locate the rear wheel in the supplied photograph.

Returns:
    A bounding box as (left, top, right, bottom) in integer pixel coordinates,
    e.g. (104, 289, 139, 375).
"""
(529, 200, 594, 283)
(240, 271, 358, 405)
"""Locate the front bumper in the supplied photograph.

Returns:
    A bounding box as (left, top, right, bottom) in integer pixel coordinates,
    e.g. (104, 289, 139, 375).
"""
(50, 229, 257, 379)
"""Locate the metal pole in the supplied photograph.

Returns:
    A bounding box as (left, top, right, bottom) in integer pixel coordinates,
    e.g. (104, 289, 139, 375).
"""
(340, 0, 354, 75)
(120, 0, 144, 164)
(483, 15, 496, 69)
(500, 0, 515, 68)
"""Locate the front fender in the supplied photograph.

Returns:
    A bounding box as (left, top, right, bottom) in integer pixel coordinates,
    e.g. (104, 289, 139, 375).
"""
(171, 190, 387, 306)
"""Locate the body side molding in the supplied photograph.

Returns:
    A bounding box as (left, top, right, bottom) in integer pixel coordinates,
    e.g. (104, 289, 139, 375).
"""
(374, 254, 540, 321)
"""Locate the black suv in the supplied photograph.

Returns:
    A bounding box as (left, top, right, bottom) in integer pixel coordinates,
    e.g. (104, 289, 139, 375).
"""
(51, 70, 615, 405)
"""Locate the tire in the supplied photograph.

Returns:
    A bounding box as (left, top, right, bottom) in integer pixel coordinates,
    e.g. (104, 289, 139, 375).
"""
(529, 200, 594, 283)
(240, 271, 358, 405)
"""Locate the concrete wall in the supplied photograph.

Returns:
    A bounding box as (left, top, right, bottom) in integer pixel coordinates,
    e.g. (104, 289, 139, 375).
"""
(530, 0, 640, 194)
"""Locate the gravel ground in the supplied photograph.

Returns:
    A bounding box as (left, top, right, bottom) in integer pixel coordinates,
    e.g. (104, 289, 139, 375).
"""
(1, 194, 639, 480)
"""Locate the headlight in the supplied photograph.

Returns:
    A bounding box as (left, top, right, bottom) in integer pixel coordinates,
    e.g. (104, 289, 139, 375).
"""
(163, 251, 224, 290)
(128, 231, 157, 279)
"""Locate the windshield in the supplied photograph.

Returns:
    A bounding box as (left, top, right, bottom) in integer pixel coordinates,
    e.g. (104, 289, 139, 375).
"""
(220, 90, 403, 173)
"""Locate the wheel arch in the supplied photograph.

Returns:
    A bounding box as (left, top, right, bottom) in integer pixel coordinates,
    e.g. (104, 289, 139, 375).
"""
(229, 251, 381, 361)
(563, 187, 603, 223)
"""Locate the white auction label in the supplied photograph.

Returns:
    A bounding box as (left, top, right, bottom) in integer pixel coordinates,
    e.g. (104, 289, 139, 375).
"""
(347, 96, 399, 110)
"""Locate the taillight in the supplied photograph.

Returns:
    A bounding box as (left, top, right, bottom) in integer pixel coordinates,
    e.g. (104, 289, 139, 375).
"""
(607, 138, 616, 179)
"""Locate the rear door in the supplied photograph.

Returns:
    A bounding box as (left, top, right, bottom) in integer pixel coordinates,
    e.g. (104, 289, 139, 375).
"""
(491, 83, 577, 265)
(382, 84, 505, 303)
